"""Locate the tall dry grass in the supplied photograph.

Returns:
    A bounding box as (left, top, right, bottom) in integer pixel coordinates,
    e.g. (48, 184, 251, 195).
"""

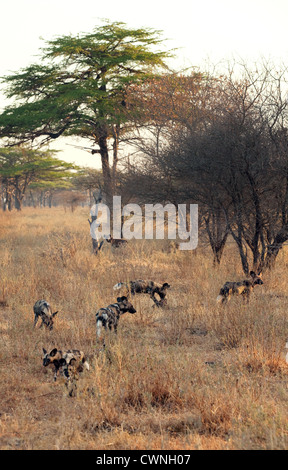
(0, 207, 288, 450)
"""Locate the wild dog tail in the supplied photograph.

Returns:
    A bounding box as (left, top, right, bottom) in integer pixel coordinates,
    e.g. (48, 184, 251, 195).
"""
(83, 359, 90, 371)
(216, 287, 226, 303)
(96, 318, 102, 338)
(113, 282, 128, 291)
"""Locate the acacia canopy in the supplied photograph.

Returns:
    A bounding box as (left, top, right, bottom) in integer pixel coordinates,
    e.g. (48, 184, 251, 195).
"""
(0, 21, 171, 202)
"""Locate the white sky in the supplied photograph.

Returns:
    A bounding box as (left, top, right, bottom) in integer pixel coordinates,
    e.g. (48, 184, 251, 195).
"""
(1, 0, 288, 168)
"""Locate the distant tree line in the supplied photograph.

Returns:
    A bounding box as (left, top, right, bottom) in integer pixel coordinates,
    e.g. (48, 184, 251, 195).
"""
(0, 147, 78, 211)
(0, 151, 104, 211)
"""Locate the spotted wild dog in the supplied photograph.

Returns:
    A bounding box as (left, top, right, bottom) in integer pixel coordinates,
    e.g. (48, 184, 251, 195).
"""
(113, 280, 171, 307)
(105, 235, 128, 248)
(33, 300, 58, 330)
(42, 348, 89, 382)
(216, 271, 263, 304)
(96, 296, 136, 338)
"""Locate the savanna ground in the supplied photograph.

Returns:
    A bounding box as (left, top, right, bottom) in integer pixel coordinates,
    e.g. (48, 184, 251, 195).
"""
(0, 207, 288, 451)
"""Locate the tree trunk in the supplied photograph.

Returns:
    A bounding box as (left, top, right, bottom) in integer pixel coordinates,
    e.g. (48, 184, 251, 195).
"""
(204, 211, 229, 266)
(3, 182, 13, 211)
(262, 227, 288, 270)
(14, 195, 22, 211)
(112, 124, 120, 195)
(14, 179, 23, 211)
(48, 191, 53, 208)
(99, 135, 113, 208)
(224, 205, 250, 275)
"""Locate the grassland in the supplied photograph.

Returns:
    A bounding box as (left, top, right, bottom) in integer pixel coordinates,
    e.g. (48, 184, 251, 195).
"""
(0, 206, 288, 450)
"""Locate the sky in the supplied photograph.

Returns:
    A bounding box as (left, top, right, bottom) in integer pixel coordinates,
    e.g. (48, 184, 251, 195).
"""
(1, 0, 288, 168)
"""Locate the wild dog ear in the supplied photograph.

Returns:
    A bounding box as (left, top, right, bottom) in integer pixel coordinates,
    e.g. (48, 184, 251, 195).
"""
(163, 283, 170, 288)
(249, 271, 256, 278)
(42, 348, 47, 355)
(59, 358, 66, 366)
(117, 296, 127, 303)
(69, 358, 77, 366)
(52, 311, 58, 317)
(50, 348, 58, 356)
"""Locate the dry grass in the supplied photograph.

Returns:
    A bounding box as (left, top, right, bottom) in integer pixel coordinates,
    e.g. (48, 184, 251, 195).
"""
(0, 207, 288, 450)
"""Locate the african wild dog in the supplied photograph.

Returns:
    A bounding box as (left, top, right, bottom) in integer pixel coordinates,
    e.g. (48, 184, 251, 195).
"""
(42, 348, 89, 382)
(96, 296, 136, 338)
(216, 271, 263, 304)
(162, 240, 180, 254)
(105, 235, 128, 248)
(113, 280, 171, 307)
(33, 300, 58, 330)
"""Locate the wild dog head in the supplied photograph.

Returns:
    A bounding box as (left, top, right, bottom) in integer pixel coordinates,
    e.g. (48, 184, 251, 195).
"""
(116, 296, 137, 314)
(249, 271, 263, 287)
(41, 311, 58, 330)
(42, 347, 61, 367)
(33, 299, 58, 330)
(161, 282, 171, 292)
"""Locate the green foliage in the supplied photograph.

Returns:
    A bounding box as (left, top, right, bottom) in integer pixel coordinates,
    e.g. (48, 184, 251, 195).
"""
(0, 147, 77, 190)
(0, 21, 171, 146)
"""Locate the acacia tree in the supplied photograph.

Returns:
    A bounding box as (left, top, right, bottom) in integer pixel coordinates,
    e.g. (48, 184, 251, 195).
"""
(0, 21, 171, 208)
